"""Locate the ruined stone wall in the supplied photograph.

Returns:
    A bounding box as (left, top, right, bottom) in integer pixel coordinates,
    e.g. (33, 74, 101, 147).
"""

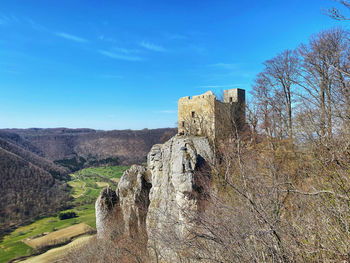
(178, 88, 246, 141)
(178, 91, 216, 139)
(214, 100, 235, 140)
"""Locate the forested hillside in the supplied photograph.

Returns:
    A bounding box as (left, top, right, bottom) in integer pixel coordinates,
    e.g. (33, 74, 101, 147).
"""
(0, 128, 176, 234)
(0, 147, 71, 234)
(2, 128, 176, 171)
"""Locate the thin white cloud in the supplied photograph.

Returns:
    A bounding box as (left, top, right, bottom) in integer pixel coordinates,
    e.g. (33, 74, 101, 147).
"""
(0, 15, 47, 32)
(186, 44, 206, 55)
(112, 47, 141, 54)
(99, 74, 123, 79)
(0, 69, 21, 74)
(98, 50, 143, 61)
(10, 15, 20, 24)
(199, 84, 241, 89)
(140, 41, 166, 52)
(165, 33, 187, 40)
(209, 63, 239, 70)
(26, 18, 47, 32)
(155, 110, 177, 114)
(98, 35, 117, 43)
(0, 17, 7, 25)
(0, 15, 19, 26)
(55, 32, 88, 43)
(207, 63, 253, 79)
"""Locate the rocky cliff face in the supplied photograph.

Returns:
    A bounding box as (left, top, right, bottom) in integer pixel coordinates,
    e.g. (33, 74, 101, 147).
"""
(95, 135, 213, 262)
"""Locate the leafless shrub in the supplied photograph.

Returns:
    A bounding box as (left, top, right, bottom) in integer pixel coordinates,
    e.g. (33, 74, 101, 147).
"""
(65, 217, 148, 263)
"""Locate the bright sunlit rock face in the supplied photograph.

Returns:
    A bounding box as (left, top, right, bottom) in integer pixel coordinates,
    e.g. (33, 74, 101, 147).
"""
(146, 135, 213, 261)
(95, 135, 213, 261)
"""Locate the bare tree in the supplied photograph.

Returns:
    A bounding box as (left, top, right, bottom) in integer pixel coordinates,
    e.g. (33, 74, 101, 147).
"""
(324, 0, 350, 21)
(251, 72, 275, 137)
(251, 71, 288, 140)
(263, 50, 300, 141)
(297, 28, 348, 142)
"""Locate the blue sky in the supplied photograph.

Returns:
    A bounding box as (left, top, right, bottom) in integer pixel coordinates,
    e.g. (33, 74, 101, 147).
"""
(0, 0, 346, 130)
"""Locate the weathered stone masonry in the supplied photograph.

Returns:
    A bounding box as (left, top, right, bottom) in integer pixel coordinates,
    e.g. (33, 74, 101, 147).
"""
(178, 88, 245, 141)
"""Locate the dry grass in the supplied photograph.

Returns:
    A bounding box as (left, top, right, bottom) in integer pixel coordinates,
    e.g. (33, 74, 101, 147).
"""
(110, 177, 120, 183)
(20, 235, 94, 263)
(67, 181, 86, 198)
(95, 182, 109, 187)
(23, 223, 93, 250)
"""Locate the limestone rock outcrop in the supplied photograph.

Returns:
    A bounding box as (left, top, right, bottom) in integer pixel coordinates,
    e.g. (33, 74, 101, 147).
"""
(95, 186, 119, 238)
(96, 165, 151, 239)
(146, 135, 213, 260)
(116, 164, 151, 238)
(95, 135, 213, 262)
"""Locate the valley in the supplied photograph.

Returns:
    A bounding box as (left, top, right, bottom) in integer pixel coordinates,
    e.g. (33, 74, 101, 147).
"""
(0, 165, 129, 263)
(0, 128, 175, 236)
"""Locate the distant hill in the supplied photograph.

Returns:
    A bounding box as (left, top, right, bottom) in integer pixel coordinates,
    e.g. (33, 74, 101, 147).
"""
(0, 127, 176, 233)
(0, 132, 69, 177)
(2, 128, 177, 171)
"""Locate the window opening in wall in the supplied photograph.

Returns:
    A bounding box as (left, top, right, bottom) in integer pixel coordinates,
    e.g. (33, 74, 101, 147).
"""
(229, 97, 233, 102)
(181, 121, 185, 127)
(191, 111, 195, 118)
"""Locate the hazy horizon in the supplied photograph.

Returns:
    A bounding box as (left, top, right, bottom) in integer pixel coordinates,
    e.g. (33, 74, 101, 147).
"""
(0, 126, 176, 131)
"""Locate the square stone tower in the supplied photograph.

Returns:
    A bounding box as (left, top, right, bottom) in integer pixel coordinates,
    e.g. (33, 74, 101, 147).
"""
(224, 88, 245, 104)
(224, 88, 246, 125)
(178, 88, 245, 141)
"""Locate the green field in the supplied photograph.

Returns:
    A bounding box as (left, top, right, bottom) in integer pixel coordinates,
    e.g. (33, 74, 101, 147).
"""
(0, 165, 129, 263)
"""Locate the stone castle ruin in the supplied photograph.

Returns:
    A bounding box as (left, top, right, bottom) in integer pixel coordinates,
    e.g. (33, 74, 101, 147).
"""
(96, 88, 246, 262)
(178, 88, 245, 141)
